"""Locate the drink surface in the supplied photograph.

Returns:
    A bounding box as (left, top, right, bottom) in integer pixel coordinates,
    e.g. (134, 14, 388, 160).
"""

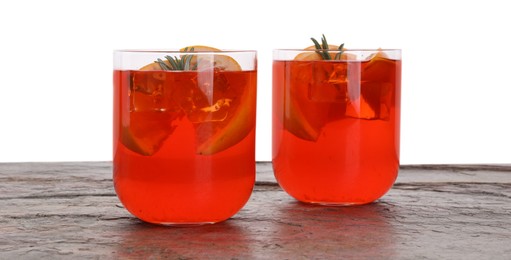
(113, 69, 256, 224)
(272, 57, 401, 205)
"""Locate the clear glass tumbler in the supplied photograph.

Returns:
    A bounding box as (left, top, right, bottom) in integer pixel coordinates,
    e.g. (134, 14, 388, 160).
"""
(272, 48, 401, 205)
(113, 49, 257, 224)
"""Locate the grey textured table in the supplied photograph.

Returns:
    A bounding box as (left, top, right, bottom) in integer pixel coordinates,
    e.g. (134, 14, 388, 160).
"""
(1, 162, 511, 259)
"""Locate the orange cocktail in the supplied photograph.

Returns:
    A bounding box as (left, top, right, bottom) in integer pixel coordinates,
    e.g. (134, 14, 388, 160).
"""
(273, 37, 401, 205)
(113, 48, 257, 224)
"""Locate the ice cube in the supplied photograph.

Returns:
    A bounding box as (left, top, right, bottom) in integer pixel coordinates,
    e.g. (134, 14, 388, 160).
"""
(308, 62, 361, 103)
(130, 71, 173, 112)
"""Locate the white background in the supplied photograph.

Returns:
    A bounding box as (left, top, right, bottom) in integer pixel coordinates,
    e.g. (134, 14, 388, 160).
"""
(0, 0, 510, 164)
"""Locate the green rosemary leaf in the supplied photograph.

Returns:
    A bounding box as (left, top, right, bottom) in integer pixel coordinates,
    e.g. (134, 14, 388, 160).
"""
(311, 37, 329, 60)
(183, 54, 192, 70)
(174, 56, 183, 70)
(311, 37, 322, 50)
(183, 47, 195, 70)
(321, 34, 328, 49)
(321, 34, 331, 60)
(310, 35, 345, 61)
(178, 56, 185, 69)
(165, 55, 179, 70)
(156, 58, 171, 70)
(334, 43, 345, 60)
(154, 47, 199, 71)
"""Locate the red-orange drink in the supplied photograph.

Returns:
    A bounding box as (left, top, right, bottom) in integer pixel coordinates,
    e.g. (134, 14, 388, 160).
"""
(272, 49, 401, 205)
(113, 49, 257, 224)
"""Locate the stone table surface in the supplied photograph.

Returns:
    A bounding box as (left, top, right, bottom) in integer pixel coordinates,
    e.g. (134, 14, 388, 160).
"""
(1, 162, 511, 259)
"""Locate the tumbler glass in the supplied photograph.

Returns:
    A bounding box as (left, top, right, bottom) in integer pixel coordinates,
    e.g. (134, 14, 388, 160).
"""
(272, 49, 401, 205)
(113, 49, 257, 224)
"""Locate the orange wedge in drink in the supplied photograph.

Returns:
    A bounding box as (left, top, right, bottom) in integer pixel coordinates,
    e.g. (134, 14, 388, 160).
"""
(121, 111, 180, 156)
(196, 72, 256, 155)
(282, 62, 326, 141)
(361, 51, 394, 82)
(356, 51, 397, 120)
(180, 45, 254, 155)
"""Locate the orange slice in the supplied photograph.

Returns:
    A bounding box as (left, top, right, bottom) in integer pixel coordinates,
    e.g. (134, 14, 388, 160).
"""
(121, 112, 180, 156)
(180, 45, 242, 71)
(180, 45, 252, 155)
(196, 74, 256, 155)
(294, 45, 356, 61)
(356, 51, 397, 120)
(362, 51, 394, 81)
(285, 96, 322, 141)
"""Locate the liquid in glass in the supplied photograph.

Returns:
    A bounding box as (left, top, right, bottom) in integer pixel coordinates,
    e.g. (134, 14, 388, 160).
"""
(113, 49, 257, 224)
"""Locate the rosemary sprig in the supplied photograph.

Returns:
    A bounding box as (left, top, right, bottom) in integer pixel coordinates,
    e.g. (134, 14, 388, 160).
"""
(310, 34, 344, 60)
(155, 47, 196, 70)
(311, 35, 330, 60)
(334, 43, 345, 60)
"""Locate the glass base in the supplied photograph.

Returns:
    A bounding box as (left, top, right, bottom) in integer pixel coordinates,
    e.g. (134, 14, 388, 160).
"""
(299, 200, 373, 206)
(157, 221, 217, 227)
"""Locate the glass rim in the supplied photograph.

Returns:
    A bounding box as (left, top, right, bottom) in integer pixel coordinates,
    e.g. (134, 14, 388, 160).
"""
(274, 48, 401, 52)
(114, 49, 257, 54)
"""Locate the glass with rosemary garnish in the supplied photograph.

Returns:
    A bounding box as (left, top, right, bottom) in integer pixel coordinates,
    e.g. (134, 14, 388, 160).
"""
(272, 38, 401, 205)
(113, 48, 257, 225)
